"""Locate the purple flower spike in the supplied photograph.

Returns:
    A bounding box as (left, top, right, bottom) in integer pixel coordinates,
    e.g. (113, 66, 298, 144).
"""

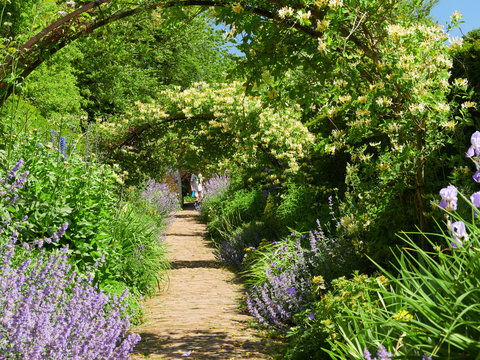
(450, 221, 468, 248)
(439, 185, 458, 211)
(286, 287, 296, 296)
(466, 131, 480, 157)
(377, 345, 392, 360)
(363, 348, 373, 360)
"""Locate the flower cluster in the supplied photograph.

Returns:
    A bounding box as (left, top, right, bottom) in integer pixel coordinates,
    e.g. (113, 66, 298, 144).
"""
(438, 131, 480, 248)
(141, 180, 180, 223)
(246, 219, 354, 330)
(0, 160, 140, 359)
(363, 345, 431, 360)
(203, 174, 230, 201)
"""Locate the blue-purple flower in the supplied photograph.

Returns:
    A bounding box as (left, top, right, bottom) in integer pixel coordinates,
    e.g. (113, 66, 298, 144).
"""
(466, 131, 480, 158)
(471, 191, 480, 217)
(439, 185, 457, 211)
(363, 345, 392, 360)
(450, 221, 468, 248)
(474, 169, 480, 183)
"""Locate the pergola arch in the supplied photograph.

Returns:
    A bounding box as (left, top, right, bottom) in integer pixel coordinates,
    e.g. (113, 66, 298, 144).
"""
(0, 0, 380, 105)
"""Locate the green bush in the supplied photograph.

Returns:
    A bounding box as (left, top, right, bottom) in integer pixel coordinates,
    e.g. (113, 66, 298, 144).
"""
(284, 273, 389, 360)
(276, 184, 326, 233)
(206, 188, 266, 242)
(99, 202, 169, 297)
(1, 130, 118, 270)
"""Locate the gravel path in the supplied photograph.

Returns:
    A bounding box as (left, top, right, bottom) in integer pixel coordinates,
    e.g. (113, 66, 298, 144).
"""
(132, 204, 275, 360)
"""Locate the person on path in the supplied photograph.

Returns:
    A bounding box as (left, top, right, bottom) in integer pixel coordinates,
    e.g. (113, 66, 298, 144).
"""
(190, 171, 203, 206)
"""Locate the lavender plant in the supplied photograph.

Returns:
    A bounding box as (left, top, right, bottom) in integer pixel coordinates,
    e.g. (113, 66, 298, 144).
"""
(203, 174, 230, 200)
(0, 161, 140, 359)
(140, 179, 180, 226)
(199, 174, 230, 221)
(245, 217, 357, 331)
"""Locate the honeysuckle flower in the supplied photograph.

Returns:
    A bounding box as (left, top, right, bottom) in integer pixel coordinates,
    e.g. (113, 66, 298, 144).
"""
(466, 131, 480, 158)
(450, 221, 468, 248)
(439, 185, 457, 211)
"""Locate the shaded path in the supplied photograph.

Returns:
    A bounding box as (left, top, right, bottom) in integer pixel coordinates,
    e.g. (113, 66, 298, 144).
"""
(132, 204, 275, 359)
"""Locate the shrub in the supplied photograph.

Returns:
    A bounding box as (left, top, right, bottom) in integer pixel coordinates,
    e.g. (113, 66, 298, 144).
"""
(101, 201, 170, 297)
(245, 220, 360, 332)
(0, 130, 118, 270)
(140, 179, 181, 226)
(215, 220, 277, 270)
(276, 183, 324, 232)
(206, 188, 266, 242)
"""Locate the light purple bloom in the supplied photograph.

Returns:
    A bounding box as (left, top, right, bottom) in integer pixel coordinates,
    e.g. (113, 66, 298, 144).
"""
(377, 345, 392, 360)
(439, 185, 457, 211)
(450, 221, 468, 248)
(474, 170, 480, 183)
(422, 354, 432, 360)
(308, 313, 315, 321)
(471, 191, 480, 217)
(466, 131, 480, 157)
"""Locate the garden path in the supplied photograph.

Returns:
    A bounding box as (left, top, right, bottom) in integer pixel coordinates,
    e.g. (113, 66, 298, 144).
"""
(132, 204, 275, 360)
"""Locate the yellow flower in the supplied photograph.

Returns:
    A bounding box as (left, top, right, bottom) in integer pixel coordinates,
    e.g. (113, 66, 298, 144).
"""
(393, 310, 413, 321)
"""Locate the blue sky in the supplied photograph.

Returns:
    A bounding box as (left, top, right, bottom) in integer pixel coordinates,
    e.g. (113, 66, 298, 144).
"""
(431, 0, 480, 37)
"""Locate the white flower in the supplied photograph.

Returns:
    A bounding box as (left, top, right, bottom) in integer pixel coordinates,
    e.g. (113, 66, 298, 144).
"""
(278, 6, 294, 19)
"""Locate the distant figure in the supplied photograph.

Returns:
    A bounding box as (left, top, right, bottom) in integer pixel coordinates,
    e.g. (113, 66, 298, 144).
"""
(190, 171, 204, 206)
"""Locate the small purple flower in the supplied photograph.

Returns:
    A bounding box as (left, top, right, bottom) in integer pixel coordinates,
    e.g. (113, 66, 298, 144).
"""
(377, 345, 392, 360)
(363, 348, 373, 360)
(58, 10, 67, 15)
(450, 221, 468, 248)
(308, 313, 315, 321)
(474, 169, 480, 183)
(466, 131, 480, 157)
(439, 185, 457, 211)
(422, 354, 432, 360)
(363, 345, 392, 360)
(286, 287, 296, 296)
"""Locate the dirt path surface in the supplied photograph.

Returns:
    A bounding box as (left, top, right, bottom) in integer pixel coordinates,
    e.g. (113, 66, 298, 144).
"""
(132, 204, 276, 360)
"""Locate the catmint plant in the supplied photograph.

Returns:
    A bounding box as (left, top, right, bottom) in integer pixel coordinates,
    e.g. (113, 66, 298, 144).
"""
(0, 160, 141, 359)
(141, 180, 180, 223)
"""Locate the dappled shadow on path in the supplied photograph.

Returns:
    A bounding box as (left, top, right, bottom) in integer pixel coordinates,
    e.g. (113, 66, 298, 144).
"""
(167, 232, 205, 237)
(133, 328, 269, 359)
(170, 259, 223, 269)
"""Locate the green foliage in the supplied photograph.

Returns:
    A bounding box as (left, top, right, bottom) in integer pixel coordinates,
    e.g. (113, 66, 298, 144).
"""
(206, 188, 266, 242)
(284, 273, 390, 360)
(0, 130, 118, 271)
(325, 224, 480, 359)
(276, 184, 327, 233)
(99, 201, 169, 298)
(73, 10, 233, 116)
(23, 46, 85, 122)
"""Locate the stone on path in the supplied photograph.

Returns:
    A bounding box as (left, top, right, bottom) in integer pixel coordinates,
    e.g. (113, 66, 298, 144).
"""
(132, 205, 275, 360)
